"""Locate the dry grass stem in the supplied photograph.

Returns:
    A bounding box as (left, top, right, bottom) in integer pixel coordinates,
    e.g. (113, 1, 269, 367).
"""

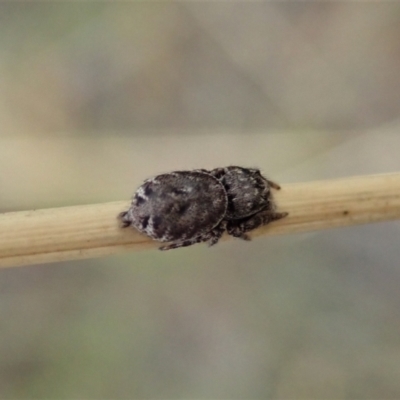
(1, 173, 400, 268)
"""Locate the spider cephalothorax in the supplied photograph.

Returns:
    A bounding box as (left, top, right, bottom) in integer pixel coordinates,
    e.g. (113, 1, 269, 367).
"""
(119, 166, 287, 250)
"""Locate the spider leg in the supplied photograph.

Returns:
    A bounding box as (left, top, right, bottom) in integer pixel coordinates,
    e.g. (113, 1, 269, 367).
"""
(206, 220, 227, 246)
(118, 211, 132, 228)
(227, 211, 288, 240)
(159, 222, 226, 251)
(159, 235, 208, 251)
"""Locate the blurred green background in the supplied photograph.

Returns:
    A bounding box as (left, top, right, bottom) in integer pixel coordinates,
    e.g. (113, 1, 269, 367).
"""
(1, 2, 400, 398)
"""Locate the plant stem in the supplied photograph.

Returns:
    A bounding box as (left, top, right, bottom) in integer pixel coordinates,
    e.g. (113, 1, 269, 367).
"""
(1, 173, 400, 268)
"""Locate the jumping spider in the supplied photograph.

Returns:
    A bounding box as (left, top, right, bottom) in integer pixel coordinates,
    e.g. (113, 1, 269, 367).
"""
(119, 166, 288, 250)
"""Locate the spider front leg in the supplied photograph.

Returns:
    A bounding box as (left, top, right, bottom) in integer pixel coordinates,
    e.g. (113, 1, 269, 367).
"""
(227, 210, 288, 240)
(159, 222, 226, 251)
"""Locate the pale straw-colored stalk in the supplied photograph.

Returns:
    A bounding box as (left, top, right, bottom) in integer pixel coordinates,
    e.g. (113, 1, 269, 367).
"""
(1, 173, 400, 268)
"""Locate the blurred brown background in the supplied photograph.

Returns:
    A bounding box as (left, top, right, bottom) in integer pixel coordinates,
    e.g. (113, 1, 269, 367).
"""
(1, 2, 400, 398)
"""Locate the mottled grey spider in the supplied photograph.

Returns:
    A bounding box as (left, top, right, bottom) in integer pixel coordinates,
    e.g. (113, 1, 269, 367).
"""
(119, 166, 288, 250)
